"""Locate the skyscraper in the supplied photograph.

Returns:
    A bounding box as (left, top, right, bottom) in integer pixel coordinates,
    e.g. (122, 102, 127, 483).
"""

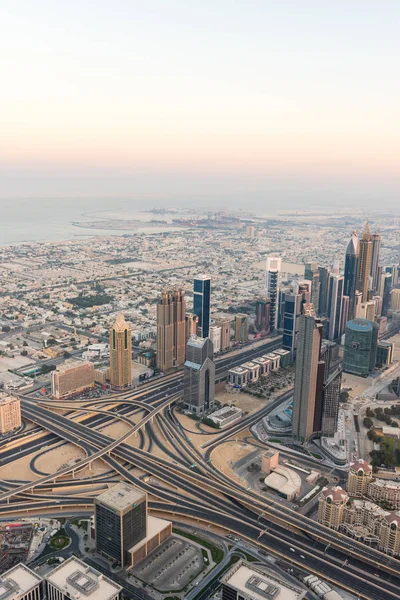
(327, 274, 344, 342)
(292, 305, 323, 443)
(265, 257, 281, 331)
(109, 314, 132, 388)
(156, 290, 186, 371)
(185, 312, 198, 343)
(214, 318, 231, 350)
(235, 313, 249, 342)
(356, 221, 373, 302)
(382, 272, 392, 316)
(282, 289, 303, 360)
(343, 318, 379, 376)
(305, 262, 320, 314)
(184, 336, 215, 413)
(344, 231, 359, 320)
(255, 298, 271, 334)
(318, 266, 330, 316)
(370, 232, 381, 293)
(193, 276, 211, 338)
(95, 482, 147, 567)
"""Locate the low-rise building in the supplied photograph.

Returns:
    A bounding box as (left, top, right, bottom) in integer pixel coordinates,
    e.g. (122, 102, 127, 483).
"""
(228, 365, 249, 388)
(0, 563, 43, 600)
(252, 356, 271, 376)
(208, 406, 242, 428)
(263, 353, 280, 371)
(261, 449, 279, 475)
(376, 341, 395, 367)
(241, 361, 260, 383)
(379, 512, 400, 556)
(221, 560, 306, 600)
(45, 556, 121, 600)
(264, 465, 301, 501)
(51, 359, 95, 399)
(274, 348, 292, 368)
(0, 395, 21, 434)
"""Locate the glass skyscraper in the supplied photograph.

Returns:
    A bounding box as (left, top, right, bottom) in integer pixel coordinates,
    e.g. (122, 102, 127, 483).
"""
(193, 276, 211, 338)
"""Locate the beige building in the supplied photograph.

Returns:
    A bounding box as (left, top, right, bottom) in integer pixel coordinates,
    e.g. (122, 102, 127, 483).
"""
(235, 313, 249, 342)
(185, 312, 198, 343)
(356, 221, 373, 302)
(0, 563, 42, 600)
(214, 318, 231, 350)
(379, 512, 400, 556)
(359, 300, 375, 321)
(368, 479, 400, 510)
(317, 486, 349, 529)
(109, 314, 132, 388)
(391, 288, 400, 311)
(45, 556, 121, 600)
(262, 449, 279, 475)
(51, 359, 95, 399)
(347, 459, 373, 497)
(157, 290, 186, 371)
(245, 225, 255, 238)
(0, 395, 21, 434)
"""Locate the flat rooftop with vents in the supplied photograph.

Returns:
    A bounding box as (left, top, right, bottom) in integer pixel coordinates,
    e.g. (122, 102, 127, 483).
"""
(0, 564, 42, 600)
(95, 482, 146, 512)
(45, 557, 121, 600)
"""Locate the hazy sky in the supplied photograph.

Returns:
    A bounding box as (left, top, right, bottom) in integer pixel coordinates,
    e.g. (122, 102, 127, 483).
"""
(1, 1, 400, 209)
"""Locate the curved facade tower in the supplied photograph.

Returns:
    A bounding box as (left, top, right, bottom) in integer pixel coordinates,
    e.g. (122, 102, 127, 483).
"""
(344, 231, 359, 321)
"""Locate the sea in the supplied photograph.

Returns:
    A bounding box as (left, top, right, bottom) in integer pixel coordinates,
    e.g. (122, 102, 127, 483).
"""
(0, 198, 184, 247)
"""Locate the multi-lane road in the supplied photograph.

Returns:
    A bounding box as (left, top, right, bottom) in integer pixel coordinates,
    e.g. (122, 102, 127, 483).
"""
(1, 336, 399, 599)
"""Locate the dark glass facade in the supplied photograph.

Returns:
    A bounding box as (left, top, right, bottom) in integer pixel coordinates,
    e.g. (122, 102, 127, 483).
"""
(193, 278, 211, 338)
(95, 503, 122, 564)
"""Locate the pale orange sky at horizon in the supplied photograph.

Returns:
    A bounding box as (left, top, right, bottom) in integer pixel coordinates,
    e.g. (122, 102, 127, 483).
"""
(1, 1, 400, 206)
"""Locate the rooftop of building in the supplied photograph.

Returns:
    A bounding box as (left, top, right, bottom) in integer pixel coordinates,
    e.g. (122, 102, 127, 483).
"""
(242, 361, 259, 369)
(112, 313, 131, 332)
(229, 365, 249, 374)
(321, 486, 349, 504)
(0, 394, 17, 405)
(0, 564, 42, 600)
(384, 511, 400, 527)
(209, 406, 242, 419)
(350, 459, 372, 474)
(56, 358, 92, 373)
(264, 449, 279, 459)
(370, 478, 400, 490)
(46, 556, 121, 600)
(96, 482, 146, 511)
(187, 335, 207, 348)
(264, 466, 301, 497)
(221, 560, 305, 600)
(347, 318, 378, 331)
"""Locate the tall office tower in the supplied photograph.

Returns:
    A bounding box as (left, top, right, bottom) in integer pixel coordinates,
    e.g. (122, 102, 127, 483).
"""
(265, 257, 281, 331)
(193, 276, 211, 338)
(109, 314, 132, 388)
(327, 274, 344, 342)
(356, 221, 373, 302)
(235, 313, 249, 341)
(185, 312, 198, 343)
(255, 298, 271, 334)
(183, 336, 215, 413)
(354, 291, 363, 318)
(320, 367, 342, 437)
(209, 325, 221, 353)
(385, 264, 398, 286)
(0, 395, 21, 434)
(359, 300, 375, 321)
(156, 290, 186, 371)
(282, 290, 303, 360)
(292, 305, 323, 443)
(340, 295, 349, 337)
(343, 319, 379, 376)
(52, 359, 95, 399)
(305, 262, 320, 314)
(95, 482, 147, 567)
(391, 289, 400, 311)
(318, 266, 330, 316)
(344, 231, 359, 320)
(373, 295, 383, 317)
(370, 232, 381, 293)
(382, 273, 392, 316)
(214, 318, 231, 350)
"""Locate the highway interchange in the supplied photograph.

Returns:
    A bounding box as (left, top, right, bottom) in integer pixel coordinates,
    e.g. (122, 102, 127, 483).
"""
(1, 338, 400, 600)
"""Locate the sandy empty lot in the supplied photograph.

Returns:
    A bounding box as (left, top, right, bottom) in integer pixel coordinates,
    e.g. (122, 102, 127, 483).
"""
(215, 390, 265, 415)
(0, 453, 41, 481)
(211, 440, 255, 485)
